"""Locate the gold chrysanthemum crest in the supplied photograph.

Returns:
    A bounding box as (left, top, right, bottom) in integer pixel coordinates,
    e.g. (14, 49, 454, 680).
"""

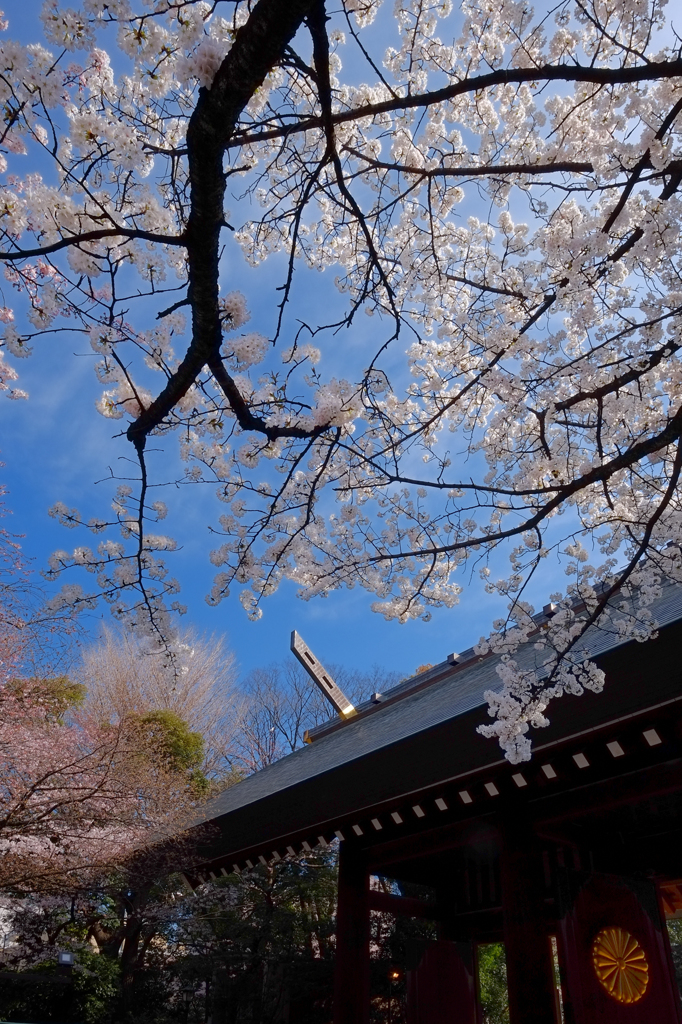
(592, 927, 649, 1004)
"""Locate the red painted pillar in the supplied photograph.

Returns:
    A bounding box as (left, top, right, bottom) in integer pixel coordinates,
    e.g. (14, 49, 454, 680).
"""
(333, 841, 370, 1024)
(406, 940, 478, 1023)
(499, 816, 558, 1024)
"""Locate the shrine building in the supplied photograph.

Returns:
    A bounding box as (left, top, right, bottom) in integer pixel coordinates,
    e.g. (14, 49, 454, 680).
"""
(189, 582, 682, 1024)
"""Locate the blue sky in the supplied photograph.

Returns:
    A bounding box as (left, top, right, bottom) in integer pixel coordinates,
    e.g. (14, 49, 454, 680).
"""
(0, 299, 528, 681)
(0, 3, 573, 685)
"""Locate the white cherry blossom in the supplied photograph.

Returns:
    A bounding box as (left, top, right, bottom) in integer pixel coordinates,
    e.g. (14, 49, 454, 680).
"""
(0, 0, 680, 758)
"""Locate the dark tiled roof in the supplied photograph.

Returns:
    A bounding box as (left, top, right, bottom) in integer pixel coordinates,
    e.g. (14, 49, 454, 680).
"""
(197, 582, 682, 826)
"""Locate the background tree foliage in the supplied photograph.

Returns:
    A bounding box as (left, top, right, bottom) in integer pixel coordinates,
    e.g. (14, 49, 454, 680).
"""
(477, 944, 510, 1024)
(0, 540, 408, 1024)
(234, 659, 399, 770)
(1, 861, 517, 1024)
(0, 576, 476, 1024)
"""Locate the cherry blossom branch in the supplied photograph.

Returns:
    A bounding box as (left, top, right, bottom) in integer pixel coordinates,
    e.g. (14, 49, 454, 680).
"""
(126, 0, 317, 452)
(544, 436, 682, 681)
(208, 357, 327, 440)
(601, 96, 682, 234)
(364, 403, 682, 564)
(555, 336, 681, 412)
(343, 149, 595, 178)
(229, 58, 682, 148)
(0, 228, 185, 262)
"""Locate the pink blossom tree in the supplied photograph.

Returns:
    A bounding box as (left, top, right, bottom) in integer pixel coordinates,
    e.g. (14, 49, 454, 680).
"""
(0, 577, 206, 893)
(0, 671, 208, 893)
(0, 0, 681, 758)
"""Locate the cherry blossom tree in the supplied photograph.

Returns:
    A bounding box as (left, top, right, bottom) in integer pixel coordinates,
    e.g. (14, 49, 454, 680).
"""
(0, 500, 226, 893)
(0, 671, 210, 893)
(1, 0, 682, 760)
(0, 486, 27, 676)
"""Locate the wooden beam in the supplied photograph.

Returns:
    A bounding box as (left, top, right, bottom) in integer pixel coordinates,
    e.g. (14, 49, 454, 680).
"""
(499, 815, 559, 1024)
(366, 818, 497, 872)
(334, 842, 370, 1024)
(531, 756, 682, 825)
(367, 889, 440, 919)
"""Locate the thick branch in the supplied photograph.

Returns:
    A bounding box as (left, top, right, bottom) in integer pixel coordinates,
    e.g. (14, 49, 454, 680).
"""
(555, 338, 681, 412)
(0, 228, 184, 262)
(229, 58, 682, 149)
(371, 403, 682, 563)
(344, 149, 594, 177)
(127, 0, 317, 452)
(543, 434, 682, 682)
(208, 357, 326, 440)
